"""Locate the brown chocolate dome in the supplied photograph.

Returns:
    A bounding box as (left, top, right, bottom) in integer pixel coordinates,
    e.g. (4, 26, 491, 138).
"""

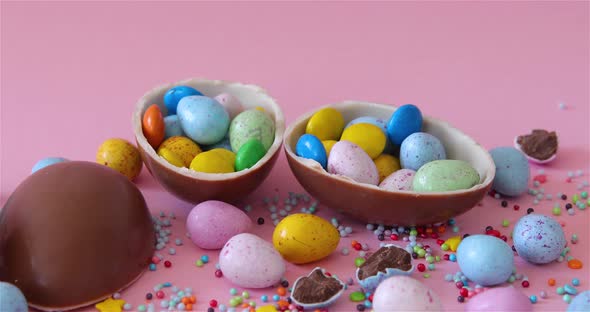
(0, 161, 155, 311)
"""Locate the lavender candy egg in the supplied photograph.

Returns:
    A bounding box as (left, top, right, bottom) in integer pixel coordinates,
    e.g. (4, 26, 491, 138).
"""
(327, 141, 379, 185)
(0, 282, 28, 312)
(186, 200, 252, 250)
(513, 214, 566, 264)
(568, 290, 590, 312)
(379, 169, 416, 191)
(465, 286, 532, 312)
(373, 276, 443, 312)
(489, 147, 530, 196)
(219, 233, 285, 288)
(400, 132, 446, 171)
(457, 234, 514, 286)
(214, 93, 244, 120)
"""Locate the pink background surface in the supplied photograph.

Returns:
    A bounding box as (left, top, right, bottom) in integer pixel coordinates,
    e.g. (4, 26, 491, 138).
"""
(1, 2, 589, 311)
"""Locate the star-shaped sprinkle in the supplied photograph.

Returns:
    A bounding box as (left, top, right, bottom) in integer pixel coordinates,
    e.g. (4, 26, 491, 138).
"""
(95, 298, 125, 312)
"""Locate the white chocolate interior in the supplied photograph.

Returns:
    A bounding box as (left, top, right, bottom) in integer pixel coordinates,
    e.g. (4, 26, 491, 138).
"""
(132, 78, 285, 181)
(284, 101, 496, 195)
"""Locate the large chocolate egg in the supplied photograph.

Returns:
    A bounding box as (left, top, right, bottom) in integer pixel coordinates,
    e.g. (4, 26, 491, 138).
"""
(0, 161, 154, 311)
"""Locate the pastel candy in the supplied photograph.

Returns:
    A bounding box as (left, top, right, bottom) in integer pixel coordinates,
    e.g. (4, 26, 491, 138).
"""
(229, 109, 275, 152)
(214, 93, 244, 120)
(157, 136, 201, 167)
(457, 235, 514, 286)
(413, 160, 479, 192)
(465, 287, 532, 312)
(177, 96, 230, 145)
(512, 214, 566, 264)
(400, 132, 446, 171)
(489, 147, 530, 196)
(0, 282, 28, 312)
(328, 141, 379, 185)
(373, 154, 401, 183)
(163, 115, 184, 139)
(163, 85, 203, 115)
(567, 290, 590, 311)
(379, 169, 415, 191)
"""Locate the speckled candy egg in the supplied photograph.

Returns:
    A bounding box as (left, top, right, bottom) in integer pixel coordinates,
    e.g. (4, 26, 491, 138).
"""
(465, 286, 532, 312)
(163, 115, 184, 139)
(273, 214, 340, 264)
(214, 93, 244, 120)
(413, 160, 480, 192)
(0, 282, 28, 312)
(567, 290, 590, 312)
(386, 104, 423, 146)
(96, 138, 142, 180)
(513, 214, 566, 264)
(163, 85, 203, 115)
(177, 96, 230, 145)
(379, 169, 416, 191)
(400, 132, 446, 171)
(457, 235, 514, 286)
(186, 200, 252, 249)
(219, 233, 285, 288)
(31, 157, 68, 173)
(229, 109, 275, 152)
(373, 276, 443, 311)
(489, 147, 530, 196)
(327, 141, 379, 185)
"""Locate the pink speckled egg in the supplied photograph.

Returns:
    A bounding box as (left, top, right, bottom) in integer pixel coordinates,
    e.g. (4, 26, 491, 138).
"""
(379, 169, 416, 191)
(465, 286, 533, 311)
(186, 200, 252, 250)
(373, 275, 443, 311)
(327, 141, 379, 185)
(214, 93, 244, 120)
(219, 233, 285, 288)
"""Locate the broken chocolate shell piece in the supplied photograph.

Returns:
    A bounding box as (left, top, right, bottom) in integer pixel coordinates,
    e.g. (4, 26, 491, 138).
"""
(291, 267, 345, 309)
(356, 244, 414, 292)
(514, 129, 558, 164)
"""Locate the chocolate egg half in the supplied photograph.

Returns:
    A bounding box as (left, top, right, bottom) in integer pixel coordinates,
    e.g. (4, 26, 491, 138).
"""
(0, 161, 155, 311)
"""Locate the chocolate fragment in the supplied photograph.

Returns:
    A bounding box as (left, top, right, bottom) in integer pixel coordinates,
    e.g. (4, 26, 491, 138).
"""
(291, 268, 344, 304)
(516, 129, 558, 160)
(358, 245, 412, 280)
(0, 161, 155, 311)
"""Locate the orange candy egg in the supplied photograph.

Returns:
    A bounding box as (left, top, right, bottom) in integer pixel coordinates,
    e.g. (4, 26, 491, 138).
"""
(568, 259, 583, 269)
(142, 104, 165, 149)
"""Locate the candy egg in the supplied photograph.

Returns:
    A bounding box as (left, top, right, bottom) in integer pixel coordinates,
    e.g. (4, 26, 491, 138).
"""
(322, 140, 337, 157)
(567, 290, 590, 311)
(142, 104, 165, 149)
(346, 116, 395, 154)
(273, 214, 340, 264)
(186, 200, 252, 249)
(214, 93, 244, 120)
(296, 134, 327, 169)
(373, 276, 442, 311)
(209, 148, 236, 164)
(513, 214, 566, 264)
(386, 104, 423, 146)
(327, 141, 379, 185)
(177, 96, 230, 145)
(235, 139, 266, 171)
(96, 138, 142, 180)
(457, 234, 514, 286)
(379, 169, 415, 191)
(163, 115, 184, 139)
(0, 282, 28, 312)
(229, 109, 275, 152)
(203, 135, 232, 152)
(190, 150, 235, 174)
(157, 136, 202, 167)
(32, 157, 68, 173)
(489, 147, 530, 196)
(305, 108, 344, 141)
(219, 233, 285, 288)
(413, 160, 479, 192)
(373, 154, 401, 182)
(163, 85, 203, 115)
(341, 123, 386, 159)
(465, 286, 532, 312)
(400, 132, 446, 170)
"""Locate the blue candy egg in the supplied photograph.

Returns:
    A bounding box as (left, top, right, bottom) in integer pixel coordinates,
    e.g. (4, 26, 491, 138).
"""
(296, 134, 328, 169)
(346, 116, 395, 154)
(400, 132, 446, 171)
(0, 282, 28, 312)
(489, 147, 530, 196)
(163, 115, 184, 139)
(163, 85, 203, 115)
(386, 104, 423, 146)
(513, 214, 566, 264)
(177, 96, 230, 145)
(32, 157, 68, 173)
(567, 290, 590, 312)
(202, 136, 232, 152)
(457, 234, 514, 286)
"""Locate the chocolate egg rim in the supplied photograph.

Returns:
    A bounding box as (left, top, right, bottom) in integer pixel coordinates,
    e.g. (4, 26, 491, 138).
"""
(290, 267, 346, 309)
(133, 78, 285, 181)
(284, 101, 496, 196)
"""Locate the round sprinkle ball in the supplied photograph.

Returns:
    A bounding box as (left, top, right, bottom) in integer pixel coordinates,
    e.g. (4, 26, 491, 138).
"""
(513, 214, 566, 264)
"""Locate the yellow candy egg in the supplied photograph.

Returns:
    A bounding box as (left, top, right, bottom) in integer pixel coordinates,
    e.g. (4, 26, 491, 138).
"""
(157, 136, 201, 167)
(189, 150, 235, 173)
(273, 213, 340, 264)
(157, 148, 185, 168)
(305, 108, 345, 141)
(374, 154, 401, 182)
(340, 123, 386, 159)
(209, 148, 236, 164)
(96, 138, 142, 180)
(322, 140, 338, 157)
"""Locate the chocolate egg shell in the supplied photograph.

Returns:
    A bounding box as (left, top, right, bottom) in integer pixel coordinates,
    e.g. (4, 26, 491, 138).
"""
(356, 244, 414, 292)
(290, 267, 346, 310)
(0, 161, 155, 311)
(514, 130, 558, 164)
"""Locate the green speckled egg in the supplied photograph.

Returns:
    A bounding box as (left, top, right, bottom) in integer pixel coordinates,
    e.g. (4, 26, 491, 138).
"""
(229, 109, 275, 152)
(413, 160, 479, 192)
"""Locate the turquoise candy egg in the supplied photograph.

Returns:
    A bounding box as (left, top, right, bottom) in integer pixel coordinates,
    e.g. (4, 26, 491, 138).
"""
(163, 85, 203, 115)
(346, 116, 395, 154)
(400, 132, 446, 171)
(489, 147, 530, 196)
(296, 134, 327, 169)
(163, 115, 184, 139)
(567, 290, 590, 312)
(457, 235, 514, 286)
(229, 109, 275, 152)
(386, 104, 423, 146)
(32, 157, 68, 173)
(0, 282, 28, 312)
(177, 96, 230, 145)
(513, 214, 566, 264)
